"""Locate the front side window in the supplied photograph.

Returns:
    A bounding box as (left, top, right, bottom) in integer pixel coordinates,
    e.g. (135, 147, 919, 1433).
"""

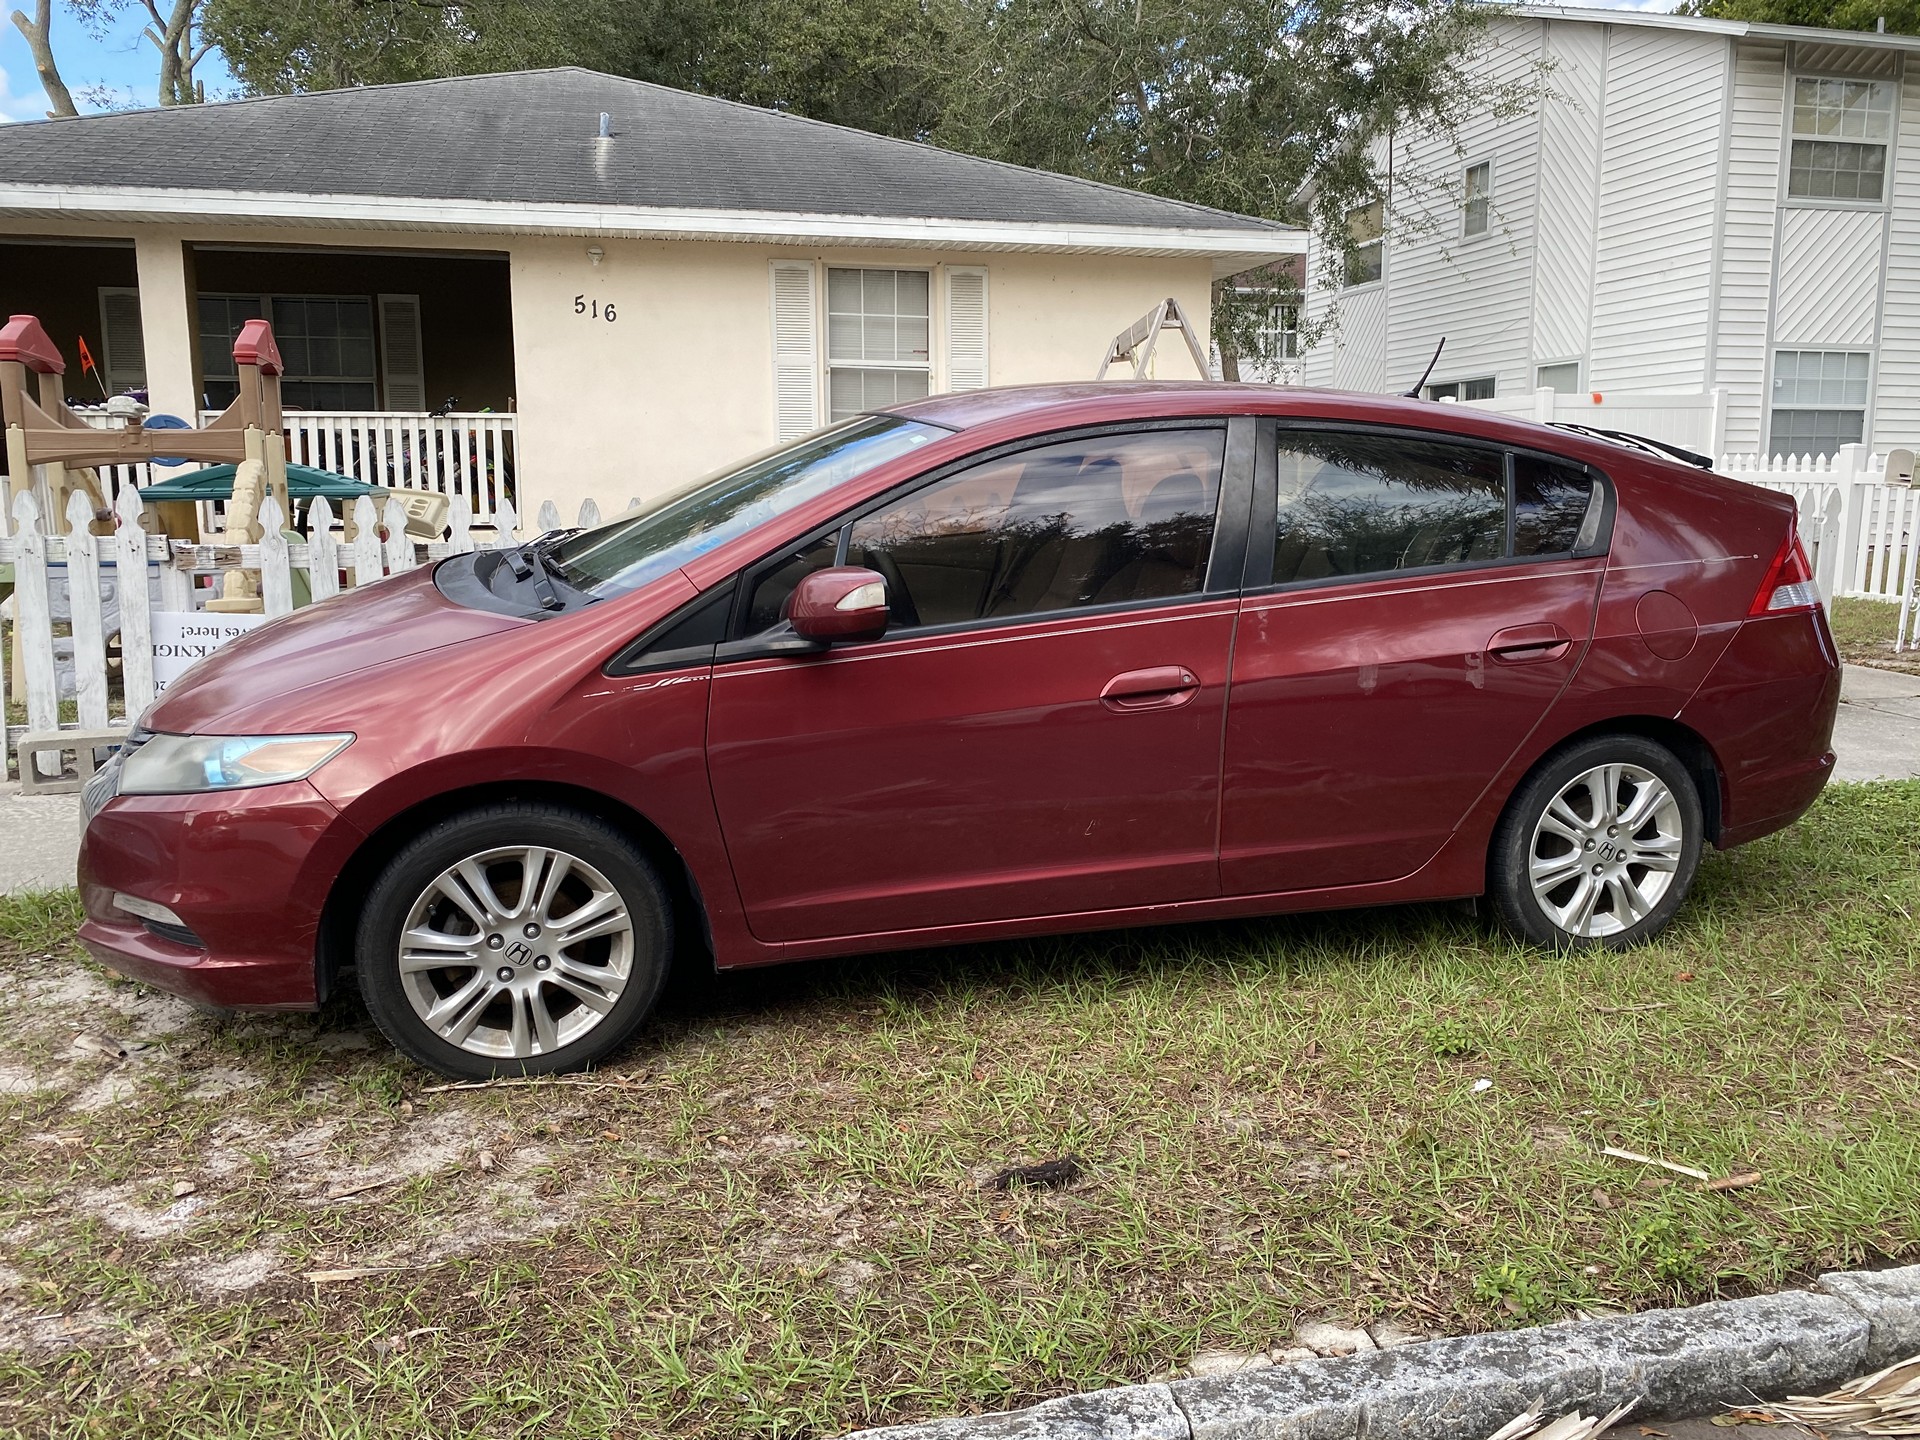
(1426, 377, 1496, 402)
(1272, 432, 1507, 583)
(846, 428, 1225, 628)
(198, 293, 379, 410)
(1344, 202, 1384, 287)
(1788, 77, 1894, 201)
(1462, 161, 1492, 237)
(546, 415, 946, 598)
(827, 268, 931, 422)
(1769, 349, 1871, 458)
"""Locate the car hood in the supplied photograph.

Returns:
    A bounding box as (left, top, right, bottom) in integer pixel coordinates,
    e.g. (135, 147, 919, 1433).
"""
(145, 566, 533, 735)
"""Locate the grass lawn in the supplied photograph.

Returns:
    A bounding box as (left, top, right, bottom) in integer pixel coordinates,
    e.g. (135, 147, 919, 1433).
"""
(2, 784, 1918, 1439)
(1829, 596, 1920, 675)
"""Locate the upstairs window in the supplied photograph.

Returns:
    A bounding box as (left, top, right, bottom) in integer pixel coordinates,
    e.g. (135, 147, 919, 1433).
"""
(1769, 349, 1870, 458)
(1426, 377, 1496, 402)
(827, 268, 931, 422)
(1788, 77, 1894, 201)
(1344, 202, 1384, 287)
(1462, 161, 1492, 237)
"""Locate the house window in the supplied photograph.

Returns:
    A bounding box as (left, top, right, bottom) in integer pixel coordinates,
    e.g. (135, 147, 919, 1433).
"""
(1462, 162, 1491, 237)
(1769, 349, 1870, 458)
(1536, 361, 1582, 393)
(827, 268, 931, 422)
(1344, 202, 1384, 287)
(1788, 77, 1894, 201)
(1426, 377, 1496, 401)
(199, 293, 379, 410)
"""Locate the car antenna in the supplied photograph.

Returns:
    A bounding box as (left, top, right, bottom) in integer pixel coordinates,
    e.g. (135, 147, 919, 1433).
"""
(1403, 336, 1446, 398)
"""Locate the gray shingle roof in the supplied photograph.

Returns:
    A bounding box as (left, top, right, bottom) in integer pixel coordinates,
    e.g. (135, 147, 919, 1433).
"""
(0, 68, 1280, 234)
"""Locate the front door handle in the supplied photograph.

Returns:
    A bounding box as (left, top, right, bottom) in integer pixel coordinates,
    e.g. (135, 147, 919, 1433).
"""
(1488, 623, 1573, 665)
(1101, 666, 1200, 712)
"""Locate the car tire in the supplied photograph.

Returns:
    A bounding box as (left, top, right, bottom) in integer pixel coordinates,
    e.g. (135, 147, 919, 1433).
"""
(355, 802, 672, 1079)
(1488, 734, 1705, 951)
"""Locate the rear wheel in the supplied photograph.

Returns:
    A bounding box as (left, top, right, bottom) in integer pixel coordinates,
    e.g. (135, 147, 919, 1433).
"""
(1489, 735, 1704, 949)
(356, 803, 671, 1078)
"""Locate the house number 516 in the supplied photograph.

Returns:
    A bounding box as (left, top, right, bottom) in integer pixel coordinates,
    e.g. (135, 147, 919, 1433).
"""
(573, 295, 617, 322)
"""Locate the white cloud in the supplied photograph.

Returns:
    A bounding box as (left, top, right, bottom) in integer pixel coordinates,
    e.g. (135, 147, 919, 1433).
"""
(0, 61, 40, 124)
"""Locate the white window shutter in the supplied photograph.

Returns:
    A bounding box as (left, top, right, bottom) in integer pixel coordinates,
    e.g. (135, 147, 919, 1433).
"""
(944, 266, 989, 392)
(97, 287, 146, 394)
(771, 261, 821, 440)
(377, 293, 426, 412)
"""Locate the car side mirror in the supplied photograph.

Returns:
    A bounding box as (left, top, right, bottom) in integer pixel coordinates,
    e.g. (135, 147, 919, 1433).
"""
(787, 566, 890, 643)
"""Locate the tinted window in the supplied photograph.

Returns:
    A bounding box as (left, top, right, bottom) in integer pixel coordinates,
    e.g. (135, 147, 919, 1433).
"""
(1513, 454, 1595, 557)
(1272, 433, 1506, 583)
(847, 428, 1224, 629)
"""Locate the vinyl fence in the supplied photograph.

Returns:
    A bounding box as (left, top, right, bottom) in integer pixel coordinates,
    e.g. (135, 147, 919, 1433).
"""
(1, 483, 600, 782)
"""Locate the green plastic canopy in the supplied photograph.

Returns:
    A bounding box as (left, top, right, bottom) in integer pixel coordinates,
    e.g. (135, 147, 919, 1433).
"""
(138, 463, 385, 503)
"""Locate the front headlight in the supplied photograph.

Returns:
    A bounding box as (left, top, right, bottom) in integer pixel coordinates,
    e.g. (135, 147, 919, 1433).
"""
(119, 733, 354, 795)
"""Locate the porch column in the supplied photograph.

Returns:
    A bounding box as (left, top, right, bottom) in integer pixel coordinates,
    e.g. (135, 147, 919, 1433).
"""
(132, 232, 200, 469)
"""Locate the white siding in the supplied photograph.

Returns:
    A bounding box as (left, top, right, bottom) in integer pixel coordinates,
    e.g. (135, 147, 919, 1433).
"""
(1875, 59, 1920, 449)
(1713, 41, 1786, 453)
(1589, 30, 1728, 391)
(1328, 283, 1390, 392)
(1380, 25, 1545, 397)
(1775, 208, 1885, 346)
(1532, 21, 1607, 370)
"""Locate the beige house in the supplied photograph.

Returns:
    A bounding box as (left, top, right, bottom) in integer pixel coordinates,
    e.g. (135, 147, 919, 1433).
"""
(0, 69, 1299, 521)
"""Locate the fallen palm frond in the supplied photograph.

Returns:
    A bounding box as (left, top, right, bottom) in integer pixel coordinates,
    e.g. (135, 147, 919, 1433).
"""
(1762, 1354, 1920, 1436)
(1484, 1397, 1636, 1440)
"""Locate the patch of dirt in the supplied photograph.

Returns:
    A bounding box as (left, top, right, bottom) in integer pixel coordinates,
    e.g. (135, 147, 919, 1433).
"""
(173, 1247, 284, 1295)
(71, 1184, 210, 1241)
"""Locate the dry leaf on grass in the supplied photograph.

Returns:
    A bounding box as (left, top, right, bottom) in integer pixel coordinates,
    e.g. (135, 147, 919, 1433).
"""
(324, 1177, 401, 1201)
(1704, 1171, 1764, 1192)
(1600, 1146, 1712, 1183)
(71, 1034, 127, 1060)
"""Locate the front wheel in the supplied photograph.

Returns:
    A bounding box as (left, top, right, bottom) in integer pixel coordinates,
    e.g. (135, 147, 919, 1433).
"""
(1489, 735, 1704, 950)
(356, 803, 671, 1078)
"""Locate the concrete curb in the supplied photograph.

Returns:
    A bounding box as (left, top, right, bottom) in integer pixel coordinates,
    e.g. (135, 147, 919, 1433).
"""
(843, 1264, 1920, 1440)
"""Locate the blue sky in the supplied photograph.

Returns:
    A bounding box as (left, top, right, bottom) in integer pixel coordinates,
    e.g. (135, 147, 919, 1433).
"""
(0, 0, 1684, 126)
(0, 4, 236, 123)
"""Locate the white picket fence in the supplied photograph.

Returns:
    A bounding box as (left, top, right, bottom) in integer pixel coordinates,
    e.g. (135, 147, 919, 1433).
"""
(34, 409, 518, 523)
(1, 482, 602, 781)
(1717, 447, 1920, 624)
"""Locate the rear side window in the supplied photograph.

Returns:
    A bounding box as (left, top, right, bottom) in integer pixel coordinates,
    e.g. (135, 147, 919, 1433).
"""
(1513, 454, 1596, 557)
(1272, 432, 1506, 583)
(847, 427, 1224, 629)
(1269, 430, 1599, 585)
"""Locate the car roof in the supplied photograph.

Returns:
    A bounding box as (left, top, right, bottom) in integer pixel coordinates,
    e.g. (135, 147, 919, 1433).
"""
(883, 381, 1679, 474)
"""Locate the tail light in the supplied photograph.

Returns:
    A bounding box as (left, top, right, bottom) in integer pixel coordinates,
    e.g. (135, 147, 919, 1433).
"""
(1750, 523, 1821, 616)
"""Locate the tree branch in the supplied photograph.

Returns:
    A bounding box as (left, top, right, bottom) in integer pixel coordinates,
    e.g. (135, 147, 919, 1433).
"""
(9, 0, 78, 117)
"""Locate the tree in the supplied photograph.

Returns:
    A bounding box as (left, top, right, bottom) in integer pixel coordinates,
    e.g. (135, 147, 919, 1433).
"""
(931, 0, 1526, 369)
(1677, 0, 1920, 33)
(9, 0, 79, 116)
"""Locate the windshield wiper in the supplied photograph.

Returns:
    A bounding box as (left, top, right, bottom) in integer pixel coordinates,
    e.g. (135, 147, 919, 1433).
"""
(509, 528, 582, 612)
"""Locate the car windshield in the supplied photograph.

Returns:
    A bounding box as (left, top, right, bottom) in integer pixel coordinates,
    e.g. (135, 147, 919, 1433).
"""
(542, 416, 950, 598)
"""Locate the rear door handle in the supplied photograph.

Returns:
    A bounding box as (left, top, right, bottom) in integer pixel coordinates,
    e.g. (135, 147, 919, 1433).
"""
(1488, 623, 1573, 664)
(1101, 666, 1200, 712)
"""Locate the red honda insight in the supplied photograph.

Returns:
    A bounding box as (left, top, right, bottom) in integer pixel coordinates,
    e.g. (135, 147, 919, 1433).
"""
(77, 384, 1839, 1077)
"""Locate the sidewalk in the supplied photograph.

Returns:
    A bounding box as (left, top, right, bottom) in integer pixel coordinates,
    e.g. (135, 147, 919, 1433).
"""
(1, 665, 1914, 897)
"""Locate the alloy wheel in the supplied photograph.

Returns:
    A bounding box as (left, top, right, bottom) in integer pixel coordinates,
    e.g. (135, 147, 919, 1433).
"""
(396, 845, 634, 1060)
(1527, 763, 1685, 939)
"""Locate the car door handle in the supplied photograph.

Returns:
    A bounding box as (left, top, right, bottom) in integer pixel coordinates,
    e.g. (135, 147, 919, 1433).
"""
(1101, 666, 1200, 712)
(1488, 623, 1573, 664)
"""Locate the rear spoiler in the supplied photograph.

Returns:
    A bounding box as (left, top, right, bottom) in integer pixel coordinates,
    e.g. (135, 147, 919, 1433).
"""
(1547, 422, 1715, 471)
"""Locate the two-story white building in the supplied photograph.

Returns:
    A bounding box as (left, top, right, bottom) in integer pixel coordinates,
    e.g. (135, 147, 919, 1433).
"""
(1302, 5, 1920, 458)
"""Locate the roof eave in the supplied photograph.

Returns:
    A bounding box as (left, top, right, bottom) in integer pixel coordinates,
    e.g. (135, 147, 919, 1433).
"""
(0, 183, 1304, 268)
(1513, 3, 1920, 52)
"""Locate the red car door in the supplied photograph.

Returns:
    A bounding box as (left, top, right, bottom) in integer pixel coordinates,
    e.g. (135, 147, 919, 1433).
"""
(1220, 426, 1605, 895)
(706, 421, 1250, 944)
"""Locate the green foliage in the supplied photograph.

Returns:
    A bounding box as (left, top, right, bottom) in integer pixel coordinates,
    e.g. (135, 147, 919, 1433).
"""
(1679, 0, 1920, 35)
(1473, 1261, 1552, 1320)
(1419, 1015, 1480, 1058)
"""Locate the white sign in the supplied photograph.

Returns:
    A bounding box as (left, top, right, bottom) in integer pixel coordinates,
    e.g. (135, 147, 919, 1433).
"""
(151, 611, 269, 693)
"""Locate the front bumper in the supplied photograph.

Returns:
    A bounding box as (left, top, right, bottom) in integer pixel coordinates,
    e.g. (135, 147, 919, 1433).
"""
(77, 775, 363, 1011)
